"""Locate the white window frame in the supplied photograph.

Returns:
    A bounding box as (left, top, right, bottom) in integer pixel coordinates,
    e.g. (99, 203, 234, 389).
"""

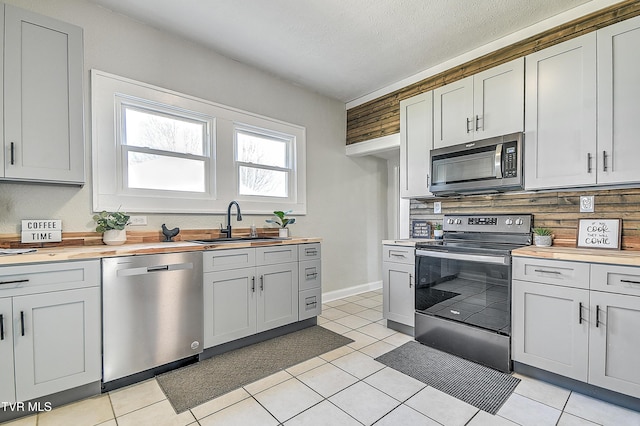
(92, 70, 307, 215)
(116, 97, 215, 197)
(234, 124, 296, 202)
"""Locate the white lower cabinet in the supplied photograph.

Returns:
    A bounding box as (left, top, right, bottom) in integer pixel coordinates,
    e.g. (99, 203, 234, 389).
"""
(512, 280, 589, 381)
(203, 246, 301, 348)
(588, 290, 640, 398)
(513, 257, 640, 399)
(382, 244, 415, 327)
(0, 261, 101, 403)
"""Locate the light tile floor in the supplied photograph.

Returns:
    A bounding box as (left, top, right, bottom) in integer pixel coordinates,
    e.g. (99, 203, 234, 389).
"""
(5, 289, 640, 426)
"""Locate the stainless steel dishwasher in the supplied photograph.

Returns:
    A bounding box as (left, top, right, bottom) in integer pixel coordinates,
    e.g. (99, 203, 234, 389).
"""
(102, 252, 203, 385)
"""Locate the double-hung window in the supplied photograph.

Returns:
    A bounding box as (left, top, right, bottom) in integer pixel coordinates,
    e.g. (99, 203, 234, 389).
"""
(235, 126, 294, 199)
(120, 101, 212, 194)
(92, 70, 306, 214)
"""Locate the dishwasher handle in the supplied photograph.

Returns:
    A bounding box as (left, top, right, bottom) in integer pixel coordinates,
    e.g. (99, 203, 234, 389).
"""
(115, 262, 194, 277)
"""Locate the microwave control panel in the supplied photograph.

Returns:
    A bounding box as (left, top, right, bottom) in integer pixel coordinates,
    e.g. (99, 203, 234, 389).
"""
(504, 142, 518, 178)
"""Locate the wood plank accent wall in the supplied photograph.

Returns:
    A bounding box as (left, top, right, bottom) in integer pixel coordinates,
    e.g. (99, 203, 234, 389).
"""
(346, 0, 640, 145)
(410, 188, 640, 250)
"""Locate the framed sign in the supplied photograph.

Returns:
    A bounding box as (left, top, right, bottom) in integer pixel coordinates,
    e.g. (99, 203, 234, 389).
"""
(577, 219, 621, 250)
(411, 220, 431, 239)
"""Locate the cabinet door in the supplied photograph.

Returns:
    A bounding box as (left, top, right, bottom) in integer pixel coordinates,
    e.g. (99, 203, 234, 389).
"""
(12, 288, 101, 402)
(589, 291, 640, 398)
(203, 269, 257, 348)
(400, 92, 433, 198)
(0, 298, 15, 403)
(382, 261, 414, 327)
(473, 58, 524, 139)
(524, 33, 597, 190)
(3, 5, 84, 184)
(257, 262, 298, 332)
(512, 280, 589, 381)
(433, 76, 474, 148)
(597, 16, 640, 185)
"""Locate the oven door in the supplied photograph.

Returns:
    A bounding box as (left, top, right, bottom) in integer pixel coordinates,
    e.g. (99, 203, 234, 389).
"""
(415, 249, 512, 335)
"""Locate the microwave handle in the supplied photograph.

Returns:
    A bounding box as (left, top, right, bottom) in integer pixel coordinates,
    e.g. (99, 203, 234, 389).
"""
(495, 143, 503, 179)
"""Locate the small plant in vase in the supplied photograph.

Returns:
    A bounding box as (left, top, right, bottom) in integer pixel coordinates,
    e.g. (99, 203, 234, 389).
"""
(93, 211, 130, 246)
(266, 210, 295, 238)
(533, 227, 553, 247)
(433, 223, 444, 240)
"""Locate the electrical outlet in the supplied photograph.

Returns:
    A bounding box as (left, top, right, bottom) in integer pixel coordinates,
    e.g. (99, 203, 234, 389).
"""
(129, 215, 148, 226)
(580, 196, 595, 213)
(434, 202, 442, 214)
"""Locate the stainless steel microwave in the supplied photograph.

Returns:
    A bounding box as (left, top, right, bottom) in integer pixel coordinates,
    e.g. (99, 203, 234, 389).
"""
(429, 132, 523, 196)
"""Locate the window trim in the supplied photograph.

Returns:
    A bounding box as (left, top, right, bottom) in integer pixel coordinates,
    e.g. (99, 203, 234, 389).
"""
(234, 124, 296, 201)
(91, 69, 307, 215)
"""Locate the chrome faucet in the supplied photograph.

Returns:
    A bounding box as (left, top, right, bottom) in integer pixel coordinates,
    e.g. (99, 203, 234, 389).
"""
(220, 201, 242, 238)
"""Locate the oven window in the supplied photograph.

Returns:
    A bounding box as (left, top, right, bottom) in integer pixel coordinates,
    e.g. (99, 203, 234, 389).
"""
(415, 255, 511, 334)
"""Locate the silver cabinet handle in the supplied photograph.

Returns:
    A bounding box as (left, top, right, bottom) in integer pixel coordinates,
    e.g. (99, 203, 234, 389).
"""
(603, 150, 608, 172)
(466, 117, 472, 133)
(475, 115, 481, 131)
(260, 275, 264, 291)
(621, 279, 640, 285)
(587, 153, 593, 173)
(409, 273, 413, 288)
(0, 279, 29, 286)
(390, 253, 407, 258)
(10, 142, 15, 165)
(534, 269, 561, 274)
(251, 276, 256, 292)
(595, 305, 601, 328)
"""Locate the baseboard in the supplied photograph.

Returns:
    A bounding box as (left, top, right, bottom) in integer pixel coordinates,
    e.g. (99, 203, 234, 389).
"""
(322, 280, 382, 303)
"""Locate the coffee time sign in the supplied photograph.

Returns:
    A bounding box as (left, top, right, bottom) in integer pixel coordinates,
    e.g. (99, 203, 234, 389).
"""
(577, 219, 621, 250)
(21, 220, 62, 243)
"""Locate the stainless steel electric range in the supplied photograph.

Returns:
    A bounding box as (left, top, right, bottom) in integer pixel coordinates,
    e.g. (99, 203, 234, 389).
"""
(414, 213, 532, 372)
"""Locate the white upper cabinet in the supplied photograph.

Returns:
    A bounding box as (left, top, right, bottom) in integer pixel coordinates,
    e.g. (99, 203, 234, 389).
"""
(597, 15, 640, 185)
(2, 4, 84, 184)
(524, 33, 597, 190)
(399, 91, 433, 198)
(433, 77, 473, 148)
(433, 58, 524, 148)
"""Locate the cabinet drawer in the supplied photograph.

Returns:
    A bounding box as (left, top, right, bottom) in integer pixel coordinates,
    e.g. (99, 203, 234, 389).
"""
(299, 260, 321, 291)
(256, 245, 298, 266)
(591, 264, 640, 296)
(512, 257, 589, 289)
(203, 248, 255, 272)
(299, 287, 322, 320)
(298, 243, 321, 261)
(0, 260, 100, 297)
(383, 245, 414, 264)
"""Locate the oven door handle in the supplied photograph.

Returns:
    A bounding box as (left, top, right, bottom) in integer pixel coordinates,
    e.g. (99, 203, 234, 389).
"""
(416, 249, 509, 265)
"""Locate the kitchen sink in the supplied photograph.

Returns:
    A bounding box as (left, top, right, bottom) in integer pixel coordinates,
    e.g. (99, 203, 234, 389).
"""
(189, 236, 288, 244)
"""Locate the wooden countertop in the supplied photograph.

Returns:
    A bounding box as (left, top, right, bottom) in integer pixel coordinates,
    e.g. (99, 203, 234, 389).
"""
(512, 246, 640, 267)
(0, 237, 322, 266)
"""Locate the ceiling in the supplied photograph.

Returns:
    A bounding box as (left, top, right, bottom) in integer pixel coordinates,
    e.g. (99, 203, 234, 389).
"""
(88, 0, 599, 103)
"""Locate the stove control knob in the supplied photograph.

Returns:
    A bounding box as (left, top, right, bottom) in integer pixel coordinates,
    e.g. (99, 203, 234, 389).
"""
(515, 218, 524, 226)
(505, 218, 514, 225)
(447, 219, 454, 224)
(455, 219, 462, 224)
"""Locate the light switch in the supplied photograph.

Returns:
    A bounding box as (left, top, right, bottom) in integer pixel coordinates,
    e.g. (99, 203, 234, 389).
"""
(434, 202, 442, 214)
(580, 196, 594, 213)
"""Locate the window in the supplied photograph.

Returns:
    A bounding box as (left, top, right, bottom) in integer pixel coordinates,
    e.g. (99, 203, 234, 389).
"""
(92, 70, 306, 214)
(120, 103, 211, 193)
(235, 127, 293, 198)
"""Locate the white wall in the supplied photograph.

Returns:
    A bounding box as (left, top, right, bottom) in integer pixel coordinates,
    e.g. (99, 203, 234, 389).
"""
(0, 0, 388, 294)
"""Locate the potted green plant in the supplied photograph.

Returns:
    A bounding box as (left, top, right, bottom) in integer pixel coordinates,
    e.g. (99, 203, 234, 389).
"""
(266, 210, 296, 238)
(93, 211, 130, 245)
(433, 223, 444, 239)
(533, 227, 553, 247)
